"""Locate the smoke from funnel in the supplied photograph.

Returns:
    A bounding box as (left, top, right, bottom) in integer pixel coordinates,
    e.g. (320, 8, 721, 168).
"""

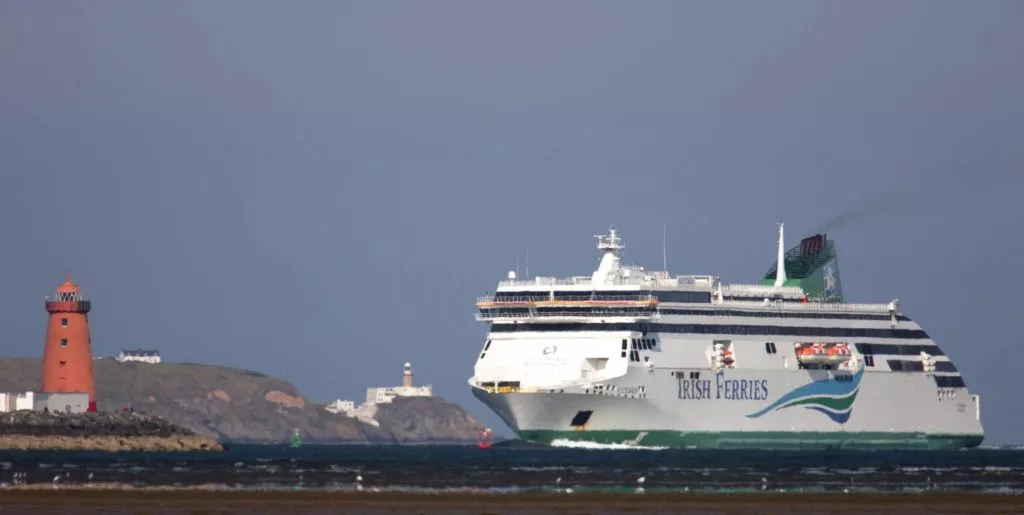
(813, 162, 1019, 234)
(815, 187, 913, 233)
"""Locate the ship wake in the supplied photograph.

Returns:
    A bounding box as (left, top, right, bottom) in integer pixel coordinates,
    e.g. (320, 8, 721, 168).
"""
(549, 439, 668, 451)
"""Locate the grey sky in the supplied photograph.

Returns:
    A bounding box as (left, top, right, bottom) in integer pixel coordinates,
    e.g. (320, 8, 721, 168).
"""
(2, 1, 1022, 443)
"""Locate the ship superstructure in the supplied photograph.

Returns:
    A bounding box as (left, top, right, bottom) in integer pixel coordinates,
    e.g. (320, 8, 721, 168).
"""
(468, 225, 983, 449)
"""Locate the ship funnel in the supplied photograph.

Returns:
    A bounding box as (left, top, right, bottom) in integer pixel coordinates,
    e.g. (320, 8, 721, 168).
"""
(773, 222, 787, 287)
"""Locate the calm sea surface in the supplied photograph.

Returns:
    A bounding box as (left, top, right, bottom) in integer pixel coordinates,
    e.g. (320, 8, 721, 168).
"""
(3, 443, 1024, 494)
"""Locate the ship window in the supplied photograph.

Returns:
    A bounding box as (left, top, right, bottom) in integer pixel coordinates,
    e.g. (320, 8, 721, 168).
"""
(770, 342, 777, 353)
(621, 351, 627, 358)
(622, 339, 628, 350)
(653, 291, 713, 303)
(934, 375, 966, 388)
(864, 355, 875, 367)
(61, 338, 68, 347)
(854, 343, 945, 357)
(480, 352, 486, 359)
(764, 342, 772, 354)
(484, 340, 491, 351)
(61, 318, 68, 327)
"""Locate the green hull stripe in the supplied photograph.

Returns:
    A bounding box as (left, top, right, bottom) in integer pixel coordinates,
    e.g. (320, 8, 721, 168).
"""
(518, 430, 983, 450)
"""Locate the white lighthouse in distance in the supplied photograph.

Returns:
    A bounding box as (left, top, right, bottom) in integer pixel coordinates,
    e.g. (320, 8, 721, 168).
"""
(326, 362, 434, 423)
(403, 362, 414, 387)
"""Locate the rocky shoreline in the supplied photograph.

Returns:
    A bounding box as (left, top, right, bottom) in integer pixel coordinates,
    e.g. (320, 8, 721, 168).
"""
(0, 411, 222, 452)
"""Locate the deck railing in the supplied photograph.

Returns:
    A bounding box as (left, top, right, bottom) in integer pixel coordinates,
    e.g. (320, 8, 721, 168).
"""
(712, 299, 893, 313)
(475, 309, 660, 322)
(477, 294, 658, 305)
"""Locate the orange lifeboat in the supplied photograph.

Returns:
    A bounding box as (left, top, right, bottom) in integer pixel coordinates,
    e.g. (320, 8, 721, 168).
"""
(795, 342, 830, 364)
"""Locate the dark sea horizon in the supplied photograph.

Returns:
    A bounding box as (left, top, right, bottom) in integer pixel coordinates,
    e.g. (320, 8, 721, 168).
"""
(3, 443, 1024, 494)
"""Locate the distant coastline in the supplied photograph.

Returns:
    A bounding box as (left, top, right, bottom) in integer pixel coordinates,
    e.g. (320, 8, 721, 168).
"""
(0, 358, 483, 445)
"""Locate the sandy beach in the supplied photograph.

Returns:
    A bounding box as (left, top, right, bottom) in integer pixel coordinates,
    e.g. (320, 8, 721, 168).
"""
(1, 490, 1023, 514)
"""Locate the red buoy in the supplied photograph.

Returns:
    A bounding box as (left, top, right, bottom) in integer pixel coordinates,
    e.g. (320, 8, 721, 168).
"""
(477, 428, 492, 449)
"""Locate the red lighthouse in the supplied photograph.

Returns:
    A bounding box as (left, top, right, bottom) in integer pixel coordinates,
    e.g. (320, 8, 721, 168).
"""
(41, 274, 97, 412)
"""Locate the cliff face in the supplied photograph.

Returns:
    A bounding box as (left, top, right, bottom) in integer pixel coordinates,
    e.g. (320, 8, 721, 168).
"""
(0, 358, 481, 444)
(374, 397, 482, 443)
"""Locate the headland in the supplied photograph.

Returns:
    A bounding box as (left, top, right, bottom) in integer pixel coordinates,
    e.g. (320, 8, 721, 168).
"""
(0, 358, 483, 445)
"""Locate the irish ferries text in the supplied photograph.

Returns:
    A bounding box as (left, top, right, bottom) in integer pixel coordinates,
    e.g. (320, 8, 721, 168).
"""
(678, 376, 769, 401)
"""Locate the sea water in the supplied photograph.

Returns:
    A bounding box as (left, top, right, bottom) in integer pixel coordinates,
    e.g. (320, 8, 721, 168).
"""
(2, 444, 1024, 494)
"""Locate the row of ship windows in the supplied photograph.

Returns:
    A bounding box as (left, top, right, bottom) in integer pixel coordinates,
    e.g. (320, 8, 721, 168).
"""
(494, 291, 712, 303)
(888, 359, 958, 372)
(480, 337, 952, 372)
(481, 337, 943, 359)
(490, 323, 929, 339)
(855, 343, 944, 357)
(496, 290, 855, 306)
(480, 306, 910, 322)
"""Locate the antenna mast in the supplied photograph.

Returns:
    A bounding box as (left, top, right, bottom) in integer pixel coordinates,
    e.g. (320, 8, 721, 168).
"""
(525, 245, 529, 280)
(662, 223, 668, 272)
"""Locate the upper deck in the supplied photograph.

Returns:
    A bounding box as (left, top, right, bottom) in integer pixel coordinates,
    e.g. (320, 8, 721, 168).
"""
(476, 226, 900, 323)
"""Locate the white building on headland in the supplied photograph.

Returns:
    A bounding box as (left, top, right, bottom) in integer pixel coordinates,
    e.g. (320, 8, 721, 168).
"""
(0, 391, 89, 413)
(117, 349, 161, 364)
(325, 362, 433, 426)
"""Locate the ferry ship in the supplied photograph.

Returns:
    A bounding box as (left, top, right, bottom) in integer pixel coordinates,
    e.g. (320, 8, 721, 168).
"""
(468, 225, 984, 449)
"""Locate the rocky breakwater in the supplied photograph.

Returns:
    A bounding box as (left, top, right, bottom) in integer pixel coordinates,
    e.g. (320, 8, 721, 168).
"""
(0, 411, 223, 452)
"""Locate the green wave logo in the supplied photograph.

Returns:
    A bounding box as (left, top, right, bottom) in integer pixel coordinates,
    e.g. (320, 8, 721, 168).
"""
(746, 366, 864, 424)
